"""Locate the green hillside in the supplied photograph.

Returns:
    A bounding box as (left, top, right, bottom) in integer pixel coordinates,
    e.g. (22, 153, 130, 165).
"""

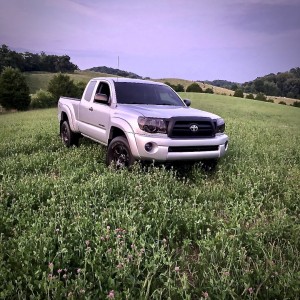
(24, 72, 233, 97)
(24, 70, 115, 93)
(85, 66, 142, 79)
(1, 94, 299, 299)
(24, 72, 300, 107)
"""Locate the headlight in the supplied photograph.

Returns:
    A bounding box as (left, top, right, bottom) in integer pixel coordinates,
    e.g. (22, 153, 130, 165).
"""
(216, 118, 225, 133)
(138, 117, 167, 134)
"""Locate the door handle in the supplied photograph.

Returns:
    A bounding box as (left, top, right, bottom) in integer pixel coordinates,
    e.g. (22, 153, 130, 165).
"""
(89, 107, 93, 111)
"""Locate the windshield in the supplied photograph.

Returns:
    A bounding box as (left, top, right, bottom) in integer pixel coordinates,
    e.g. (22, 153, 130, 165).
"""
(114, 82, 185, 106)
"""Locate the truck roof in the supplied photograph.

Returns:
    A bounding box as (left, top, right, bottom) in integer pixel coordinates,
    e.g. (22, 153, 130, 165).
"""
(91, 77, 165, 85)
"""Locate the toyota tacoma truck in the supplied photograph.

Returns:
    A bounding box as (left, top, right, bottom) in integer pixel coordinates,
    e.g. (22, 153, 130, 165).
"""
(58, 77, 228, 168)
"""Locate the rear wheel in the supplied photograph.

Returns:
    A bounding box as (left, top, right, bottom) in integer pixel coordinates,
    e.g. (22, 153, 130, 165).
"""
(60, 121, 79, 147)
(106, 136, 135, 168)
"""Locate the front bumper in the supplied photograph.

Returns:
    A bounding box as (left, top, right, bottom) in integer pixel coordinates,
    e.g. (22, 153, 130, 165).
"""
(133, 133, 229, 161)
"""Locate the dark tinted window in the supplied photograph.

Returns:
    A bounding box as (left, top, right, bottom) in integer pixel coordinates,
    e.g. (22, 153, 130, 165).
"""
(96, 82, 111, 99)
(114, 82, 184, 106)
(84, 81, 97, 101)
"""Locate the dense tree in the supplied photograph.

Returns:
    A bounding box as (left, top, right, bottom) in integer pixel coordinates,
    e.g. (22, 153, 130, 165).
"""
(284, 78, 300, 99)
(254, 79, 264, 93)
(231, 83, 238, 91)
(47, 74, 79, 101)
(263, 81, 280, 96)
(0, 45, 24, 71)
(0, 67, 31, 110)
(242, 69, 300, 99)
(23, 52, 41, 71)
(164, 82, 185, 92)
(233, 89, 244, 98)
(0, 44, 78, 73)
(292, 101, 300, 107)
(290, 67, 300, 78)
(246, 93, 254, 99)
(186, 82, 202, 93)
(204, 79, 239, 90)
(88, 66, 142, 79)
(176, 84, 185, 92)
(75, 81, 87, 98)
(255, 93, 267, 101)
(30, 89, 55, 109)
(204, 88, 214, 94)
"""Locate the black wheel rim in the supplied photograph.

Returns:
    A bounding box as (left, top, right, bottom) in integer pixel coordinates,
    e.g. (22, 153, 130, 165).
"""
(62, 125, 69, 144)
(112, 143, 129, 168)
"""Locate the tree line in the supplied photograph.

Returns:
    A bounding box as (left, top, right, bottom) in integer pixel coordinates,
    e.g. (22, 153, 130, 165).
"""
(204, 79, 239, 90)
(0, 44, 78, 73)
(0, 68, 85, 111)
(164, 82, 213, 94)
(87, 66, 142, 79)
(242, 68, 300, 99)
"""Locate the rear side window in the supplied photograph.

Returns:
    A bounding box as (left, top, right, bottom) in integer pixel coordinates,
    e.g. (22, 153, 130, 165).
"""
(84, 81, 97, 101)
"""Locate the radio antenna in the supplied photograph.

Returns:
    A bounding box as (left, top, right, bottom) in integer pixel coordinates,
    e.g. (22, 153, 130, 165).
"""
(117, 56, 119, 81)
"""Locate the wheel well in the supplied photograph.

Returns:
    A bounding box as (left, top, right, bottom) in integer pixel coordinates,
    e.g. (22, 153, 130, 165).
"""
(108, 127, 126, 144)
(60, 112, 68, 133)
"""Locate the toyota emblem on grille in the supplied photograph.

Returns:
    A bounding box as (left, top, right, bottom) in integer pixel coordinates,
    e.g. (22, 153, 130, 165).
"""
(190, 124, 198, 132)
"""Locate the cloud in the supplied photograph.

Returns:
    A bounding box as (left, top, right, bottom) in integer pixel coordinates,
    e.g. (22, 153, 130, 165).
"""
(228, 1, 300, 34)
(0, 0, 299, 82)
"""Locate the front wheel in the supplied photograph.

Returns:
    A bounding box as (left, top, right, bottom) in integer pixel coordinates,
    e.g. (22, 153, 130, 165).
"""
(106, 136, 135, 168)
(60, 121, 79, 147)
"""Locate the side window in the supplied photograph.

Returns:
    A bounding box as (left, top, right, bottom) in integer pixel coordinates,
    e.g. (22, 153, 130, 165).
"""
(84, 81, 97, 102)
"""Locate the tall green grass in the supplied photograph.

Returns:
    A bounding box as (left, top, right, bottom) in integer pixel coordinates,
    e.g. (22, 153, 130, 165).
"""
(0, 94, 299, 299)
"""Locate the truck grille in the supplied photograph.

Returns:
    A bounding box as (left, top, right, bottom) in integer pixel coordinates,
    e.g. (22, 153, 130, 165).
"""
(167, 117, 215, 138)
(169, 145, 219, 152)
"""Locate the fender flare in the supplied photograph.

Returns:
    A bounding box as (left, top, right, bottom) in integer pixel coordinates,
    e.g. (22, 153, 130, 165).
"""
(110, 117, 140, 158)
(60, 105, 79, 132)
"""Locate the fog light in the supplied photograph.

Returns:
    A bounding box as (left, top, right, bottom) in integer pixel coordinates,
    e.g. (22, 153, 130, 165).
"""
(145, 142, 153, 152)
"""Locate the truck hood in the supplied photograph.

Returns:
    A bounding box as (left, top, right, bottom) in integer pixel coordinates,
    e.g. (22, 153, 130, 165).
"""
(116, 104, 221, 120)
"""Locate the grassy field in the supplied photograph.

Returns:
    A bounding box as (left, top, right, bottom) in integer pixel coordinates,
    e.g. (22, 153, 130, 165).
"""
(1, 94, 300, 299)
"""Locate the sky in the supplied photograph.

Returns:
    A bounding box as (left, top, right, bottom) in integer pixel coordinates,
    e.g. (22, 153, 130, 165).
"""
(1, 0, 300, 83)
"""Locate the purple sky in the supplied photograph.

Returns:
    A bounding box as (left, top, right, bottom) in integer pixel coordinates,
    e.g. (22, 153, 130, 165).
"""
(1, 0, 300, 82)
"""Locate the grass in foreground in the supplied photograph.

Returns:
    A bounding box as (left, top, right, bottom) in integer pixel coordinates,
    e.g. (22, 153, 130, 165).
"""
(0, 94, 300, 299)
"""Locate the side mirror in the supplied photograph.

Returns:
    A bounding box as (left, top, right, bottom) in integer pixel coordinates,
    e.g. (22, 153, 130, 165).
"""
(94, 93, 108, 103)
(183, 99, 191, 107)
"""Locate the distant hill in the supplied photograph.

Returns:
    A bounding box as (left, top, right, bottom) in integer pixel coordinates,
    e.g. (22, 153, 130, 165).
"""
(242, 68, 300, 100)
(203, 80, 240, 90)
(156, 78, 234, 96)
(85, 66, 143, 79)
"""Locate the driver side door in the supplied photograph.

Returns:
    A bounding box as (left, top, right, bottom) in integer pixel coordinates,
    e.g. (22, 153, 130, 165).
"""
(78, 81, 112, 144)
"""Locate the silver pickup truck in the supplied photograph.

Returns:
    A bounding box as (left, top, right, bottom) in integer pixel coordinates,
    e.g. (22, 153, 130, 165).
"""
(58, 77, 228, 168)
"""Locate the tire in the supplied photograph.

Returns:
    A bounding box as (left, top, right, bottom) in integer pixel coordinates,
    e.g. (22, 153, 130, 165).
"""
(60, 121, 79, 147)
(106, 136, 135, 168)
